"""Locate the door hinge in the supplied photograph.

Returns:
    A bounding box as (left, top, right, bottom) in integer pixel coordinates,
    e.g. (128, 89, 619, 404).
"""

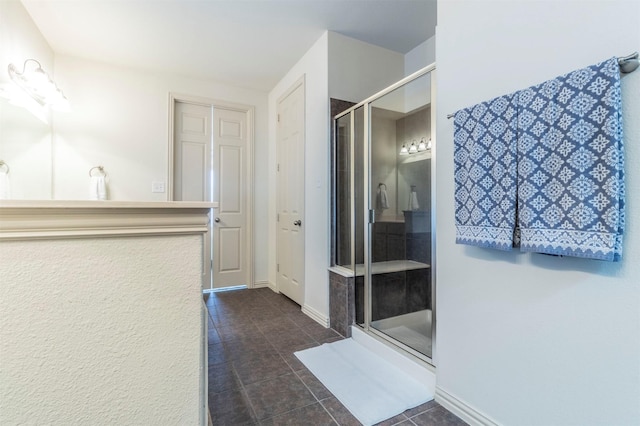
(277, 213, 280, 222)
(277, 163, 280, 172)
(277, 263, 280, 272)
(277, 114, 280, 122)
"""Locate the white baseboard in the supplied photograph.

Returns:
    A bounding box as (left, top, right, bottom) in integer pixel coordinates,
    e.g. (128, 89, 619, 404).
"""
(435, 386, 499, 426)
(253, 280, 271, 289)
(302, 304, 330, 328)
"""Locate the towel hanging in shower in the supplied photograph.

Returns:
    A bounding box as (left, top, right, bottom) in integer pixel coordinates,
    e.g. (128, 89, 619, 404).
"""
(453, 93, 519, 250)
(376, 184, 389, 210)
(516, 57, 624, 261)
(409, 190, 420, 211)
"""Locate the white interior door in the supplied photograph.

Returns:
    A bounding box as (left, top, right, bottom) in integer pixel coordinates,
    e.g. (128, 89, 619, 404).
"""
(276, 79, 305, 305)
(212, 107, 250, 289)
(173, 101, 213, 290)
(173, 100, 252, 291)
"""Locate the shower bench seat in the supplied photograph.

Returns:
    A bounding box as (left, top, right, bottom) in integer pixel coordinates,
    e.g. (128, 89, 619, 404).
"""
(330, 259, 430, 278)
(329, 260, 431, 338)
(356, 260, 430, 276)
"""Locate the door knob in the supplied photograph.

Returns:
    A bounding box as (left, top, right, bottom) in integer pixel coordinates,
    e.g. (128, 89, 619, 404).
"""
(214, 217, 221, 223)
(293, 220, 301, 226)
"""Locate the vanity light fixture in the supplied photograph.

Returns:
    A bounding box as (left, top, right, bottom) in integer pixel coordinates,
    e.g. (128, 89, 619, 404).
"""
(417, 137, 427, 152)
(400, 137, 431, 156)
(7, 59, 69, 111)
(418, 137, 432, 152)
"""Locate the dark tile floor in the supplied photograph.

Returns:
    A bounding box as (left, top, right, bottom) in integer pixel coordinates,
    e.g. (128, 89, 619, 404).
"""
(205, 287, 467, 426)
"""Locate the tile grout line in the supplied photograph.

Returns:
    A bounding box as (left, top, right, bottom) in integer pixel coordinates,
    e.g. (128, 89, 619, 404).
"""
(224, 300, 263, 424)
(207, 297, 263, 424)
(290, 337, 356, 426)
(207, 290, 466, 426)
(317, 396, 352, 426)
(214, 291, 329, 424)
(216, 291, 308, 424)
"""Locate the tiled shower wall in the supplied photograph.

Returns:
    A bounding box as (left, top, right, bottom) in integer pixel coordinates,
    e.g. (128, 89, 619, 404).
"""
(330, 268, 430, 337)
(372, 222, 406, 262)
(371, 270, 429, 321)
(329, 271, 355, 338)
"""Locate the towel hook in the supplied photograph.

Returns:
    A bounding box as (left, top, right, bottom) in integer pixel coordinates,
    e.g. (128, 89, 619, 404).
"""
(0, 160, 8, 174)
(89, 165, 106, 177)
(378, 183, 387, 190)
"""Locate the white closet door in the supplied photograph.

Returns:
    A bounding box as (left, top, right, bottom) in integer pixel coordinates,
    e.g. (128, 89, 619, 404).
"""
(212, 107, 250, 289)
(174, 101, 213, 290)
(276, 79, 305, 305)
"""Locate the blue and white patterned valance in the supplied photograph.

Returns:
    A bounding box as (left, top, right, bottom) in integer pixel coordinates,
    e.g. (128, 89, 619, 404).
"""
(453, 57, 625, 261)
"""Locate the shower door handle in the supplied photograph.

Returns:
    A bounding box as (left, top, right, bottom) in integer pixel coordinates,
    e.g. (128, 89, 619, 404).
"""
(214, 217, 221, 223)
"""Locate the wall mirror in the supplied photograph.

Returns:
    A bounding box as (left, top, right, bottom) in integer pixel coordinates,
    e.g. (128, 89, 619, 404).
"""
(0, 83, 53, 200)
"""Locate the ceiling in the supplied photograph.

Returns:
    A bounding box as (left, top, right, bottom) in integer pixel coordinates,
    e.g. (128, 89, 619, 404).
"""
(21, 0, 437, 92)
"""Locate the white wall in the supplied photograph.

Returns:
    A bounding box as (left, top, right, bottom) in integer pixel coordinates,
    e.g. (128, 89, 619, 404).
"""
(435, 1, 640, 425)
(51, 55, 270, 283)
(328, 31, 405, 103)
(405, 36, 436, 76)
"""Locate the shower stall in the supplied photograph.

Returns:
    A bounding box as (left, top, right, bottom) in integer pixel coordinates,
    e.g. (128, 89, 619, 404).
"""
(331, 65, 435, 364)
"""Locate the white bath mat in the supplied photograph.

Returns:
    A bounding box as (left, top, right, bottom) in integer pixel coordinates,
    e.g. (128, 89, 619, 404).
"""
(294, 338, 433, 426)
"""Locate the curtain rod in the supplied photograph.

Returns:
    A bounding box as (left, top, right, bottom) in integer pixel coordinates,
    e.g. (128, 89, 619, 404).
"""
(446, 52, 639, 119)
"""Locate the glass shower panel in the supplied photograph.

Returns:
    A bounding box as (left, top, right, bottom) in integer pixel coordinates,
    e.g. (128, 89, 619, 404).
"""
(335, 113, 351, 268)
(368, 72, 433, 358)
(353, 106, 365, 327)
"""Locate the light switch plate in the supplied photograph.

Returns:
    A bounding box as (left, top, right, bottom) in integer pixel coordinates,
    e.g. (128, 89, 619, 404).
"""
(151, 181, 165, 193)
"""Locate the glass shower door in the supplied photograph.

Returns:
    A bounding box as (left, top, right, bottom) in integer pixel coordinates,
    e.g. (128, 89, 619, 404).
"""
(367, 71, 434, 359)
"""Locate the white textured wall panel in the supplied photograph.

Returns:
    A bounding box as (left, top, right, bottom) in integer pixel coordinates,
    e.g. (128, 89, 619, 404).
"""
(0, 235, 203, 424)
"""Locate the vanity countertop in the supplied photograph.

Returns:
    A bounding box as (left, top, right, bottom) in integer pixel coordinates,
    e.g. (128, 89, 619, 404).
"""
(0, 200, 216, 240)
(0, 200, 218, 209)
